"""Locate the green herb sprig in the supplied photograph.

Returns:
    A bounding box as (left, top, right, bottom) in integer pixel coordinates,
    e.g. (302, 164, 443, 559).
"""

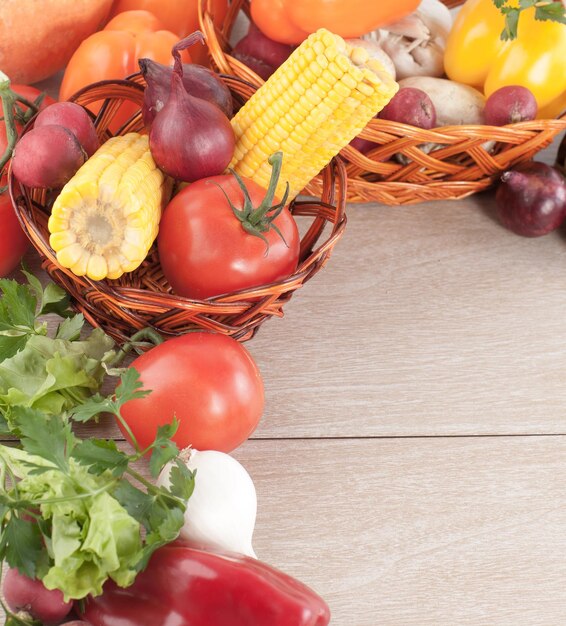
(493, 0, 566, 40)
(0, 274, 195, 604)
(0, 369, 195, 602)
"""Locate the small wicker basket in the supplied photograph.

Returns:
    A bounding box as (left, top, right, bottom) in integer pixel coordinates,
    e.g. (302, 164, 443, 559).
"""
(9, 76, 347, 344)
(199, 0, 566, 205)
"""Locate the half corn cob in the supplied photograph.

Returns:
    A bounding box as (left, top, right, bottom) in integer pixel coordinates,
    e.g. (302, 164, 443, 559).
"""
(49, 133, 170, 281)
(229, 28, 398, 199)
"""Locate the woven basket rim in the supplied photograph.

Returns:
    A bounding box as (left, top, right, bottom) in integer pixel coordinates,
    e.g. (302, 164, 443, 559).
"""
(200, 0, 566, 205)
(8, 75, 348, 342)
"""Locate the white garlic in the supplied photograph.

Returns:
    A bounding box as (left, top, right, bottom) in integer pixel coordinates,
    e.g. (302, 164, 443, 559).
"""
(157, 448, 257, 558)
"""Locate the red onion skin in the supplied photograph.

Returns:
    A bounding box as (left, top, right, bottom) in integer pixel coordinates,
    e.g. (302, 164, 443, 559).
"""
(484, 85, 537, 126)
(232, 23, 294, 70)
(378, 88, 436, 129)
(2, 568, 73, 625)
(230, 51, 276, 81)
(495, 161, 566, 237)
(35, 102, 99, 157)
(149, 72, 235, 183)
(350, 134, 377, 155)
(140, 58, 233, 128)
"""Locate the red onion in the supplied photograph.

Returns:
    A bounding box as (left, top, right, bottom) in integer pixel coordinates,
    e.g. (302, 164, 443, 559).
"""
(495, 161, 566, 237)
(231, 22, 294, 80)
(2, 567, 73, 625)
(484, 85, 537, 126)
(230, 51, 276, 81)
(139, 58, 233, 127)
(378, 87, 436, 129)
(149, 32, 235, 183)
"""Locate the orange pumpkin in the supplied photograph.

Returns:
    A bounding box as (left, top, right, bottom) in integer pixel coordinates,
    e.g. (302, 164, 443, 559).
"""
(0, 0, 114, 84)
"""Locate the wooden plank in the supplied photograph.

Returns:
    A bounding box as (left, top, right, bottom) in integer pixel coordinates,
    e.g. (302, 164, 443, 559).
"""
(3, 436, 566, 625)
(234, 436, 566, 626)
(249, 188, 566, 438)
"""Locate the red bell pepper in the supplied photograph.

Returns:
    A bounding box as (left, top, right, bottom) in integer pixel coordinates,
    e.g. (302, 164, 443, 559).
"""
(79, 541, 331, 626)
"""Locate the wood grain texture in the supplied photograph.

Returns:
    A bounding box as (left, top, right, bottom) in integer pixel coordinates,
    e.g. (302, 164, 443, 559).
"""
(249, 187, 566, 438)
(234, 436, 566, 626)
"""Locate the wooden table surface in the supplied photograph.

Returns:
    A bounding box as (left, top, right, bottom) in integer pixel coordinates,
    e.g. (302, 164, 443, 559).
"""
(2, 72, 566, 625)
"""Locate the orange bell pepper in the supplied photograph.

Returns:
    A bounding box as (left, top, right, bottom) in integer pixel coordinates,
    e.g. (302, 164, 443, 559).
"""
(108, 0, 228, 64)
(250, 0, 421, 44)
(60, 10, 189, 102)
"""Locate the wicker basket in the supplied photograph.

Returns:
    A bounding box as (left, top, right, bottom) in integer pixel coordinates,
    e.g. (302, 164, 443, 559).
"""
(200, 0, 566, 205)
(9, 77, 347, 344)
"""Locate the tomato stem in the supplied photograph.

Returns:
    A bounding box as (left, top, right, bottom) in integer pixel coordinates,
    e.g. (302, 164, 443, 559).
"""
(215, 151, 290, 251)
(0, 73, 44, 175)
(110, 328, 164, 367)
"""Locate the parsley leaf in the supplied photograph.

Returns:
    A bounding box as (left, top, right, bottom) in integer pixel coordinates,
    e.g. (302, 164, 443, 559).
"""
(501, 7, 521, 40)
(21, 270, 73, 319)
(70, 367, 150, 424)
(494, 0, 566, 39)
(13, 408, 74, 473)
(1, 516, 44, 579)
(112, 479, 157, 528)
(72, 439, 129, 477)
(168, 459, 196, 501)
(0, 279, 37, 331)
(148, 420, 180, 479)
(116, 367, 152, 405)
(535, 1, 566, 24)
(0, 280, 38, 360)
(55, 314, 85, 341)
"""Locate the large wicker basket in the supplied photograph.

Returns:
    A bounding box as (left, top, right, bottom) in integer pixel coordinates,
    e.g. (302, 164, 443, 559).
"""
(199, 0, 566, 205)
(9, 77, 347, 344)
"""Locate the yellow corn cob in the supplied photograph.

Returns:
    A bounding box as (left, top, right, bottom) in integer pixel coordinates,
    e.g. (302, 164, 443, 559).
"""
(49, 133, 170, 281)
(229, 28, 399, 200)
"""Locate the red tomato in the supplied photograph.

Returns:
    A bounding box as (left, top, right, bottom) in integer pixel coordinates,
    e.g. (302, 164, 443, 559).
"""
(0, 179, 29, 277)
(0, 85, 52, 276)
(158, 173, 300, 299)
(120, 332, 264, 453)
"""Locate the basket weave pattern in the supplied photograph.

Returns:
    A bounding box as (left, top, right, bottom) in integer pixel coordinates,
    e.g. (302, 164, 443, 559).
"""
(9, 77, 347, 344)
(199, 0, 566, 205)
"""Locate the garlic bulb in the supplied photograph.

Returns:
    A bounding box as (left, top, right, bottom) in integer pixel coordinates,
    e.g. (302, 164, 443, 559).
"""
(157, 448, 257, 558)
(366, 0, 453, 80)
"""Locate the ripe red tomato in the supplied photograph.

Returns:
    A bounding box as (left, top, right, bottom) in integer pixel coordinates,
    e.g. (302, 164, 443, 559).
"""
(0, 180, 29, 277)
(0, 85, 54, 276)
(157, 170, 300, 299)
(120, 332, 264, 453)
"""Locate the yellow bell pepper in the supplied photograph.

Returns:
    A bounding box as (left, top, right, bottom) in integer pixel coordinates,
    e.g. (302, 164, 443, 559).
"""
(444, 0, 566, 119)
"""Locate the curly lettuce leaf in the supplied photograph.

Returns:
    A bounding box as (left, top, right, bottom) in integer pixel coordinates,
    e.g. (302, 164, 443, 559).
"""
(42, 492, 142, 600)
(0, 329, 116, 421)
